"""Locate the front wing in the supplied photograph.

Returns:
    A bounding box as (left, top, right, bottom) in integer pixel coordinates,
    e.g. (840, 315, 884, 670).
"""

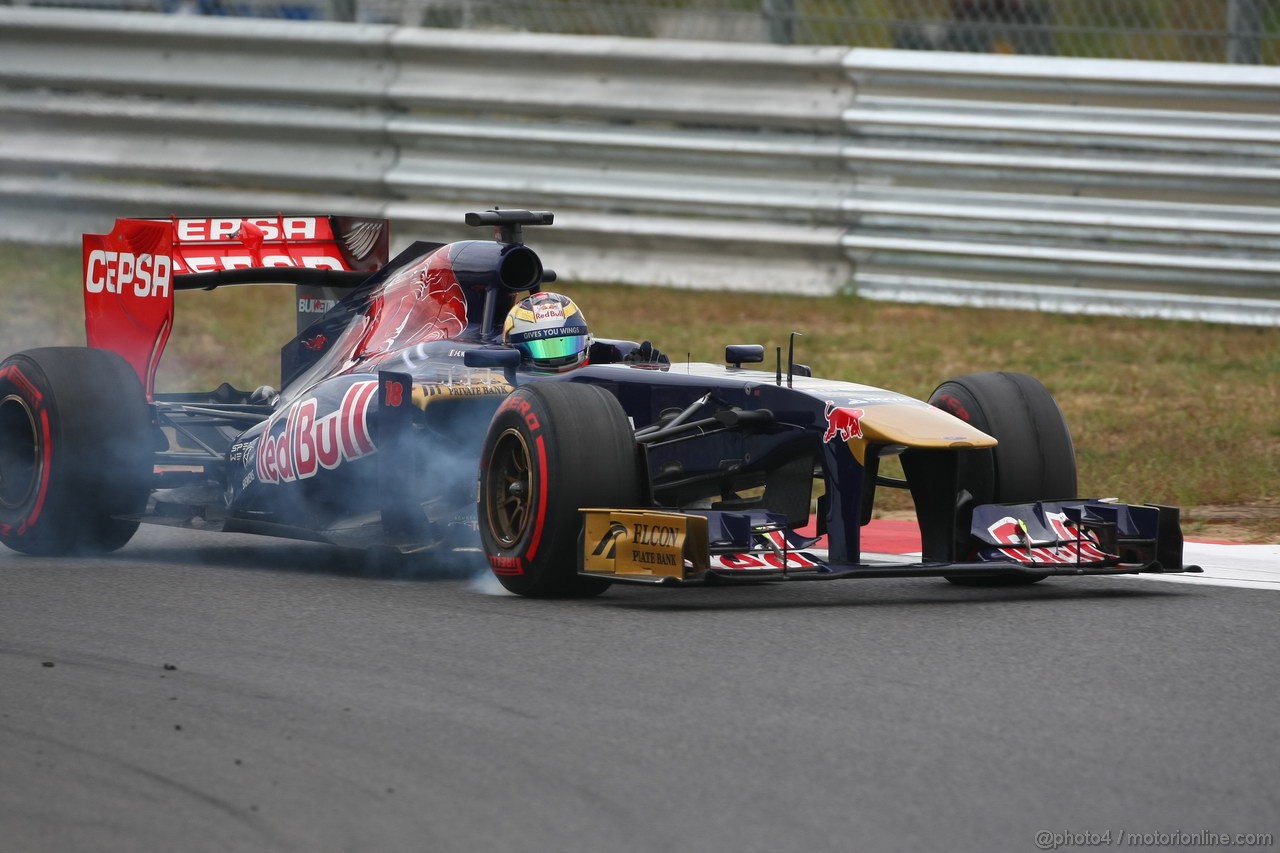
(579, 501, 1202, 586)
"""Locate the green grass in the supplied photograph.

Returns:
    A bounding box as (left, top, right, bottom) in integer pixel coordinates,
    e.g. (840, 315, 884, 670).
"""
(3, 242, 1277, 540)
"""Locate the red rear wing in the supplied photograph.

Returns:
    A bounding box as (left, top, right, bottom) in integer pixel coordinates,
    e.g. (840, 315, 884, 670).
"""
(82, 216, 389, 398)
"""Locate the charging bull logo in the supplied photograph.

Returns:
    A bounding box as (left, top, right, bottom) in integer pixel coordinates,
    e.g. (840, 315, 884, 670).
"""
(822, 401, 865, 443)
(255, 380, 378, 484)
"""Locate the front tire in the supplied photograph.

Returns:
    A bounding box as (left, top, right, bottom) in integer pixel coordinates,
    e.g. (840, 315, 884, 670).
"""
(479, 382, 643, 597)
(929, 371, 1076, 587)
(0, 347, 151, 555)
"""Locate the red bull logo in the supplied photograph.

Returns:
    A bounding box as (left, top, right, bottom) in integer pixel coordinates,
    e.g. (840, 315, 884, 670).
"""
(255, 380, 377, 484)
(822, 401, 865, 443)
(533, 304, 565, 322)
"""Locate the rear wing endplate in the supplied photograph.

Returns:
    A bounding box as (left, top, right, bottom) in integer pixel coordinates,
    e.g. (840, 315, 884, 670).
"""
(82, 215, 389, 398)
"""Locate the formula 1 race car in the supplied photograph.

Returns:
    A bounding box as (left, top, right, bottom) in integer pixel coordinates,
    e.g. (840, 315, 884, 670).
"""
(0, 209, 1199, 596)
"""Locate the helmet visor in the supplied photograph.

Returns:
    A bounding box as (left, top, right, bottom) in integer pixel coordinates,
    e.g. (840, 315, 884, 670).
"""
(518, 334, 590, 363)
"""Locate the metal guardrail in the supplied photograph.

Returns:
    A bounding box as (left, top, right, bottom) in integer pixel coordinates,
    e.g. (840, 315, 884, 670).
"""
(842, 49, 1280, 321)
(1, 8, 1278, 323)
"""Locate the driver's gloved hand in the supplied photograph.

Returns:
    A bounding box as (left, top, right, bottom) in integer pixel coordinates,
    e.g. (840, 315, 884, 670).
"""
(624, 341, 669, 364)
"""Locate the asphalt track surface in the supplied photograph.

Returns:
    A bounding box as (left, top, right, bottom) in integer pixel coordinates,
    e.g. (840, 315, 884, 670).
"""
(3, 526, 1277, 853)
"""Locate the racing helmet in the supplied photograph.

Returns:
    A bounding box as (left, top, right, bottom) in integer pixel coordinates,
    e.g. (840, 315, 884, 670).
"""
(502, 292, 592, 372)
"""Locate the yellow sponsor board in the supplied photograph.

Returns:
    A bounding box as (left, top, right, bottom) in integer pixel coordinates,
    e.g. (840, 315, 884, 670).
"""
(582, 509, 709, 580)
(411, 376, 513, 411)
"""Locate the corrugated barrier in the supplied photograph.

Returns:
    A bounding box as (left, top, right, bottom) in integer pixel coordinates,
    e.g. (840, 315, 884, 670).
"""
(2, 8, 1277, 323)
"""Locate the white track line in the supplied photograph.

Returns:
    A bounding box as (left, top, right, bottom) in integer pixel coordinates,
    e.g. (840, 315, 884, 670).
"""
(1117, 543, 1280, 591)
(860, 544, 1280, 591)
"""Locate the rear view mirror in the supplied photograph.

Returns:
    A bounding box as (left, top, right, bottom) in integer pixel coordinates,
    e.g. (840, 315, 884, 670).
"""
(725, 345, 765, 367)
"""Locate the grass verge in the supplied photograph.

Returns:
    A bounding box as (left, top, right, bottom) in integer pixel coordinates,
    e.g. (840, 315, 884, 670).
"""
(3, 242, 1276, 541)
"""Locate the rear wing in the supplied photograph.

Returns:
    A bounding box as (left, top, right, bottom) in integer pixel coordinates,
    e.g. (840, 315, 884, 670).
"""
(82, 216, 389, 398)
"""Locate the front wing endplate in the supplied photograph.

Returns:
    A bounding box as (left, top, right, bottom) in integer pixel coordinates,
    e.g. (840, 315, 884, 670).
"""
(582, 509, 709, 580)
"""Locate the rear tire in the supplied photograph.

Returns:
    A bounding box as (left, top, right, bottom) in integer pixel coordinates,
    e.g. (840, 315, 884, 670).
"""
(929, 371, 1076, 587)
(0, 347, 151, 555)
(479, 382, 643, 597)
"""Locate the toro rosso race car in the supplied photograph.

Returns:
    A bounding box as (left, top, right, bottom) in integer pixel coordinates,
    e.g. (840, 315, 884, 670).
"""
(0, 209, 1200, 596)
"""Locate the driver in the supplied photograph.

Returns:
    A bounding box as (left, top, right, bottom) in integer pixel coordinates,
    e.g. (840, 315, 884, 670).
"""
(502, 292, 667, 371)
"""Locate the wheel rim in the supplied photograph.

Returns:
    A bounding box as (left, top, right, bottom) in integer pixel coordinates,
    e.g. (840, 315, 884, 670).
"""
(485, 428, 533, 549)
(0, 395, 39, 510)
